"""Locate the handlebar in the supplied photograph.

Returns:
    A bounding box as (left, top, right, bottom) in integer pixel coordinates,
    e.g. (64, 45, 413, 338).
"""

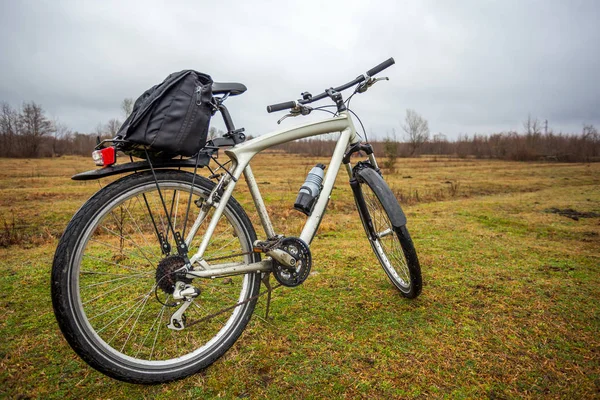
(367, 58, 395, 77)
(266, 100, 297, 113)
(266, 57, 395, 113)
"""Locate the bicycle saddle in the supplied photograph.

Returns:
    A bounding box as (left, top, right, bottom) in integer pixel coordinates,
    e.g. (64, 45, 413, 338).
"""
(212, 82, 247, 96)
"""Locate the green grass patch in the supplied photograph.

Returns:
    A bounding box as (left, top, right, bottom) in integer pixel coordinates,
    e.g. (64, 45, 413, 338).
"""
(0, 156, 599, 398)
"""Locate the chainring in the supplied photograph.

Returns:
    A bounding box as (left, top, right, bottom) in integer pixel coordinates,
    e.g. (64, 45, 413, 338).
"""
(156, 255, 192, 294)
(272, 237, 312, 287)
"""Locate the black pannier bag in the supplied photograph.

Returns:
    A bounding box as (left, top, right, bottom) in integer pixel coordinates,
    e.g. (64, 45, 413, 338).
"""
(116, 70, 214, 158)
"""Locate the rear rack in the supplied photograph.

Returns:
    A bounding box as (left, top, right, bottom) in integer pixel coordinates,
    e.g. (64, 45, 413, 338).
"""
(72, 150, 214, 181)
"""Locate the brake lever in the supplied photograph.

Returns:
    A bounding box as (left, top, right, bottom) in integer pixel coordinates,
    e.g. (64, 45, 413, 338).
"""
(356, 77, 390, 94)
(277, 105, 313, 124)
(277, 114, 293, 124)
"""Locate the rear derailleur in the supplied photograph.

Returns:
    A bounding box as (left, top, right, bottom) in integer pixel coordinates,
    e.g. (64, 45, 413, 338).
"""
(155, 255, 200, 331)
(166, 281, 201, 330)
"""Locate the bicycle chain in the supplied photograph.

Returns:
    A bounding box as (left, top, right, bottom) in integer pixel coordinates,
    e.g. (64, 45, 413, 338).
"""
(185, 278, 281, 329)
(182, 251, 281, 329)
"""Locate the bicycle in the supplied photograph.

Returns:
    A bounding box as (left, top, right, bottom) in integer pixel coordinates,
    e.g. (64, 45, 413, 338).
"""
(51, 57, 422, 384)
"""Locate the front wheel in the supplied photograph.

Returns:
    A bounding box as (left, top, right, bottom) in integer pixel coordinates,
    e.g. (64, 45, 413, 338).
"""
(51, 170, 261, 383)
(352, 166, 422, 298)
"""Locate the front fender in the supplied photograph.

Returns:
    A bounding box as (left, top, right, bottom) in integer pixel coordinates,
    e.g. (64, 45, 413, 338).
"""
(354, 165, 407, 228)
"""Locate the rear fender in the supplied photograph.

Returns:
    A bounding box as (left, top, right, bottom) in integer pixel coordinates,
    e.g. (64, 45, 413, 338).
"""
(71, 153, 211, 181)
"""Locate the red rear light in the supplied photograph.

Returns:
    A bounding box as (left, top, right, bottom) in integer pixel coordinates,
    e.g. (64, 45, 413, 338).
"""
(92, 146, 116, 167)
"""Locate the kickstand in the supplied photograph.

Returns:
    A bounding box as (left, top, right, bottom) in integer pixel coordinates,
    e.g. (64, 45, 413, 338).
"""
(261, 273, 274, 320)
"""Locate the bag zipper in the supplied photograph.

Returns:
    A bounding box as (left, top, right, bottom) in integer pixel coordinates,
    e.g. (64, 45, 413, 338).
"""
(195, 85, 203, 106)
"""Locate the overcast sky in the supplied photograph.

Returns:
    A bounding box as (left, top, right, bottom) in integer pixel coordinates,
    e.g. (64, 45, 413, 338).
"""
(1, 0, 599, 139)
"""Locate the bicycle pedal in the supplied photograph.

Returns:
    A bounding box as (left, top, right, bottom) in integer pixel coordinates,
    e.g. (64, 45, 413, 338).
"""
(253, 237, 283, 253)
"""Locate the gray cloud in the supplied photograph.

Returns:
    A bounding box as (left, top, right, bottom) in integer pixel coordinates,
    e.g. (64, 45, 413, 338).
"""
(1, 0, 599, 139)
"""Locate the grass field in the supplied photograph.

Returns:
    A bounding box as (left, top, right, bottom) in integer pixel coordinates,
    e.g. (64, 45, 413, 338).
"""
(1, 154, 599, 399)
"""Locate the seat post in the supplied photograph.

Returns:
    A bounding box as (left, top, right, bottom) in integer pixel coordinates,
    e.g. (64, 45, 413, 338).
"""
(218, 104, 236, 133)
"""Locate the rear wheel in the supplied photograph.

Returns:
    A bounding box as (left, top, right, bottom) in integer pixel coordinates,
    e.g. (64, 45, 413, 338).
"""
(51, 170, 261, 383)
(353, 167, 422, 298)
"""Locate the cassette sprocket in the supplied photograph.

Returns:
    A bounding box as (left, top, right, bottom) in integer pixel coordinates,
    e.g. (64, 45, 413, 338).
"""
(156, 255, 192, 294)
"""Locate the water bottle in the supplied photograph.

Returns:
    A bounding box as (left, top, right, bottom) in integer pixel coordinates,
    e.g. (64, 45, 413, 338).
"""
(294, 163, 326, 215)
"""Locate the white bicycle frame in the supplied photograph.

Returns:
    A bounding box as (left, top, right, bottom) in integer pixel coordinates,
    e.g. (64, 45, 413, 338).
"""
(185, 111, 379, 279)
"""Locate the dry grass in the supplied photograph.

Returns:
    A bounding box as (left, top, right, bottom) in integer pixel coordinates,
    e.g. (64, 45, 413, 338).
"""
(1, 154, 599, 398)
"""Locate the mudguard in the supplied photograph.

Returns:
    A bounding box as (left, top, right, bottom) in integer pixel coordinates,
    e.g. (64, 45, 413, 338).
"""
(71, 152, 211, 181)
(354, 165, 407, 228)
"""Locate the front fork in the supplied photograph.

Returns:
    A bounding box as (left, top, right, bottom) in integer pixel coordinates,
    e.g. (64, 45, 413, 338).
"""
(344, 142, 379, 241)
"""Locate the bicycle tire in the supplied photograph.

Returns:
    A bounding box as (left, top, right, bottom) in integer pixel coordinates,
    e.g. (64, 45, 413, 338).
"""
(353, 166, 422, 298)
(51, 170, 261, 383)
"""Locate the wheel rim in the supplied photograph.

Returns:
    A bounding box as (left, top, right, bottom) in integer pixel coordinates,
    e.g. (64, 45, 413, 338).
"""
(69, 179, 255, 367)
(361, 183, 412, 290)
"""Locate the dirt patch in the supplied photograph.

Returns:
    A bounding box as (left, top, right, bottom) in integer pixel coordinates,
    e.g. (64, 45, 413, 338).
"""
(545, 207, 600, 221)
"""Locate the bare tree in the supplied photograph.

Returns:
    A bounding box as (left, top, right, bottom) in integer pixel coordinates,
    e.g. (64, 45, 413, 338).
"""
(383, 130, 398, 170)
(432, 133, 447, 155)
(105, 118, 122, 138)
(1, 103, 20, 157)
(94, 122, 105, 137)
(72, 132, 97, 155)
(52, 120, 72, 156)
(523, 114, 542, 135)
(121, 98, 134, 118)
(208, 126, 218, 140)
(19, 101, 53, 157)
(402, 109, 430, 156)
(582, 124, 598, 139)
(208, 127, 225, 141)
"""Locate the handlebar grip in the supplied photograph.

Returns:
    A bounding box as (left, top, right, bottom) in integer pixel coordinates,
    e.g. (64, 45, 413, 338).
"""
(367, 57, 395, 77)
(266, 100, 297, 113)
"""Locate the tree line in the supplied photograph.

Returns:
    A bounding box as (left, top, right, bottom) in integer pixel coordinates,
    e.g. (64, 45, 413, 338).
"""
(278, 110, 600, 163)
(0, 100, 133, 158)
(1, 102, 598, 162)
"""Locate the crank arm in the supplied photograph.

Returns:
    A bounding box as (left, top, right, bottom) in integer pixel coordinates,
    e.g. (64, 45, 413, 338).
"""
(265, 248, 296, 268)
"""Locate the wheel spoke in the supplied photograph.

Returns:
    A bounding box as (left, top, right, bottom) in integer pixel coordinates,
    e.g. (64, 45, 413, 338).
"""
(106, 202, 158, 266)
(82, 254, 145, 274)
(149, 304, 167, 361)
(192, 301, 227, 325)
(88, 238, 157, 264)
(377, 228, 393, 238)
(121, 288, 155, 352)
(107, 287, 154, 345)
(82, 272, 151, 289)
(119, 197, 162, 261)
(88, 293, 147, 321)
(96, 292, 151, 333)
(63, 173, 260, 369)
(358, 180, 419, 294)
(83, 279, 146, 306)
(97, 225, 157, 269)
